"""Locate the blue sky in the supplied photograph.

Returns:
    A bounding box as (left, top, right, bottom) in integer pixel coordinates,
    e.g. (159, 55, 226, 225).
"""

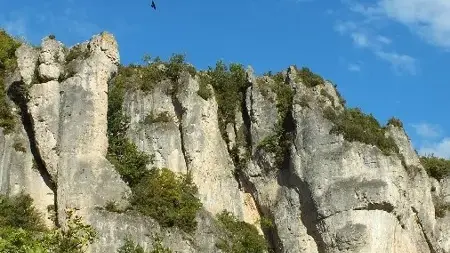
(2, 0, 449, 158)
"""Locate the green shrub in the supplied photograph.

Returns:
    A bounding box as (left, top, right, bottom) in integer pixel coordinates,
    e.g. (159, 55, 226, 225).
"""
(216, 210, 268, 253)
(108, 67, 203, 233)
(202, 61, 250, 140)
(197, 74, 213, 100)
(325, 107, 399, 156)
(66, 44, 89, 62)
(297, 67, 323, 87)
(387, 117, 403, 128)
(13, 141, 26, 153)
(117, 236, 172, 253)
(130, 168, 202, 233)
(320, 89, 335, 105)
(257, 71, 294, 170)
(43, 208, 98, 253)
(107, 70, 154, 187)
(0, 194, 97, 253)
(115, 54, 196, 94)
(0, 193, 46, 232)
(0, 29, 21, 134)
(420, 155, 450, 180)
(48, 34, 56, 40)
(144, 112, 171, 125)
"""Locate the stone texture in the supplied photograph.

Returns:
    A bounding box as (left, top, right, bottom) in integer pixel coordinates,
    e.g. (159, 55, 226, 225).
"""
(2, 31, 449, 253)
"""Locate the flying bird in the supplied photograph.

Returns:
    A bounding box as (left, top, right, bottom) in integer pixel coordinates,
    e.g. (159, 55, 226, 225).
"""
(151, 0, 156, 10)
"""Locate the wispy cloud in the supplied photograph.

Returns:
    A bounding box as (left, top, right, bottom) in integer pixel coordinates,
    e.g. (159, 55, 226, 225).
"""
(411, 122, 443, 139)
(348, 63, 361, 72)
(334, 1, 419, 75)
(378, 0, 450, 50)
(411, 122, 449, 159)
(374, 51, 417, 75)
(418, 138, 450, 159)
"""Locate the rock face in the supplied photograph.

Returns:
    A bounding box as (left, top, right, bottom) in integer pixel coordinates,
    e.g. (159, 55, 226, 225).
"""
(1, 31, 450, 253)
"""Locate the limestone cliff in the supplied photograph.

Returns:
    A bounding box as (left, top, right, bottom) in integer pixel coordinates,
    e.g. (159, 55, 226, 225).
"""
(1, 31, 449, 253)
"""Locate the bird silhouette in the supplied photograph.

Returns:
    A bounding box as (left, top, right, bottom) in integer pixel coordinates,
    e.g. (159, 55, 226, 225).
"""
(151, 0, 156, 10)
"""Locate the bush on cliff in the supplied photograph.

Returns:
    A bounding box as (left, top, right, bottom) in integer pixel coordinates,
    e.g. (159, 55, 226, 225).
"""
(420, 155, 450, 180)
(117, 235, 172, 253)
(324, 107, 399, 156)
(0, 193, 97, 253)
(216, 210, 268, 253)
(130, 168, 202, 233)
(107, 67, 203, 233)
(0, 29, 21, 134)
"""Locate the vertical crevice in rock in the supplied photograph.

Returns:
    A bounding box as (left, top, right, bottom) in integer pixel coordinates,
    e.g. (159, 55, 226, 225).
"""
(6, 80, 58, 224)
(411, 207, 441, 253)
(277, 166, 326, 253)
(6, 81, 56, 190)
(229, 84, 282, 253)
(171, 92, 189, 174)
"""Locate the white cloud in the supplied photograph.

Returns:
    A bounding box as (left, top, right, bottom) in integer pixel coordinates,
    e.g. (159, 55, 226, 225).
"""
(411, 123, 443, 138)
(377, 35, 392, 44)
(418, 138, 450, 159)
(344, 0, 450, 50)
(374, 51, 418, 75)
(335, 1, 419, 75)
(351, 32, 369, 47)
(348, 63, 361, 72)
(378, 0, 450, 49)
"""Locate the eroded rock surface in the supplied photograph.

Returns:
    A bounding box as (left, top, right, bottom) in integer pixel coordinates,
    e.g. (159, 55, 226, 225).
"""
(0, 31, 448, 253)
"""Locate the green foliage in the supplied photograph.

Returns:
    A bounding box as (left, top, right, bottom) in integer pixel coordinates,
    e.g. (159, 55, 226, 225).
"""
(420, 155, 450, 180)
(202, 61, 250, 139)
(117, 236, 172, 253)
(107, 69, 154, 187)
(66, 44, 90, 62)
(320, 89, 335, 105)
(114, 54, 196, 94)
(0, 194, 97, 253)
(165, 54, 196, 83)
(48, 34, 56, 40)
(216, 210, 268, 253)
(144, 112, 171, 125)
(13, 141, 26, 153)
(118, 238, 145, 253)
(43, 208, 98, 253)
(197, 74, 213, 100)
(104, 201, 123, 213)
(297, 67, 323, 87)
(325, 107, 399, 156)
(130, 168, 202, 233)
(258, 217, 274, 229)
(0, 29, 21, 134)
(257, 72, 294, 170)
(0, 193, 46, 232)
(387, 117, 403, 128)
(108, 67, 203, 233)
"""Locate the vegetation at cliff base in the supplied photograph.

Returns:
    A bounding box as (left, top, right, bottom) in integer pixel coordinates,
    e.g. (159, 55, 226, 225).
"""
(0, 193, 97, 253)
(0, 29, 21, 134)
(215, 210, 268, 253)
(107, 67, 202, 233)
(420, 155, 450, 180)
